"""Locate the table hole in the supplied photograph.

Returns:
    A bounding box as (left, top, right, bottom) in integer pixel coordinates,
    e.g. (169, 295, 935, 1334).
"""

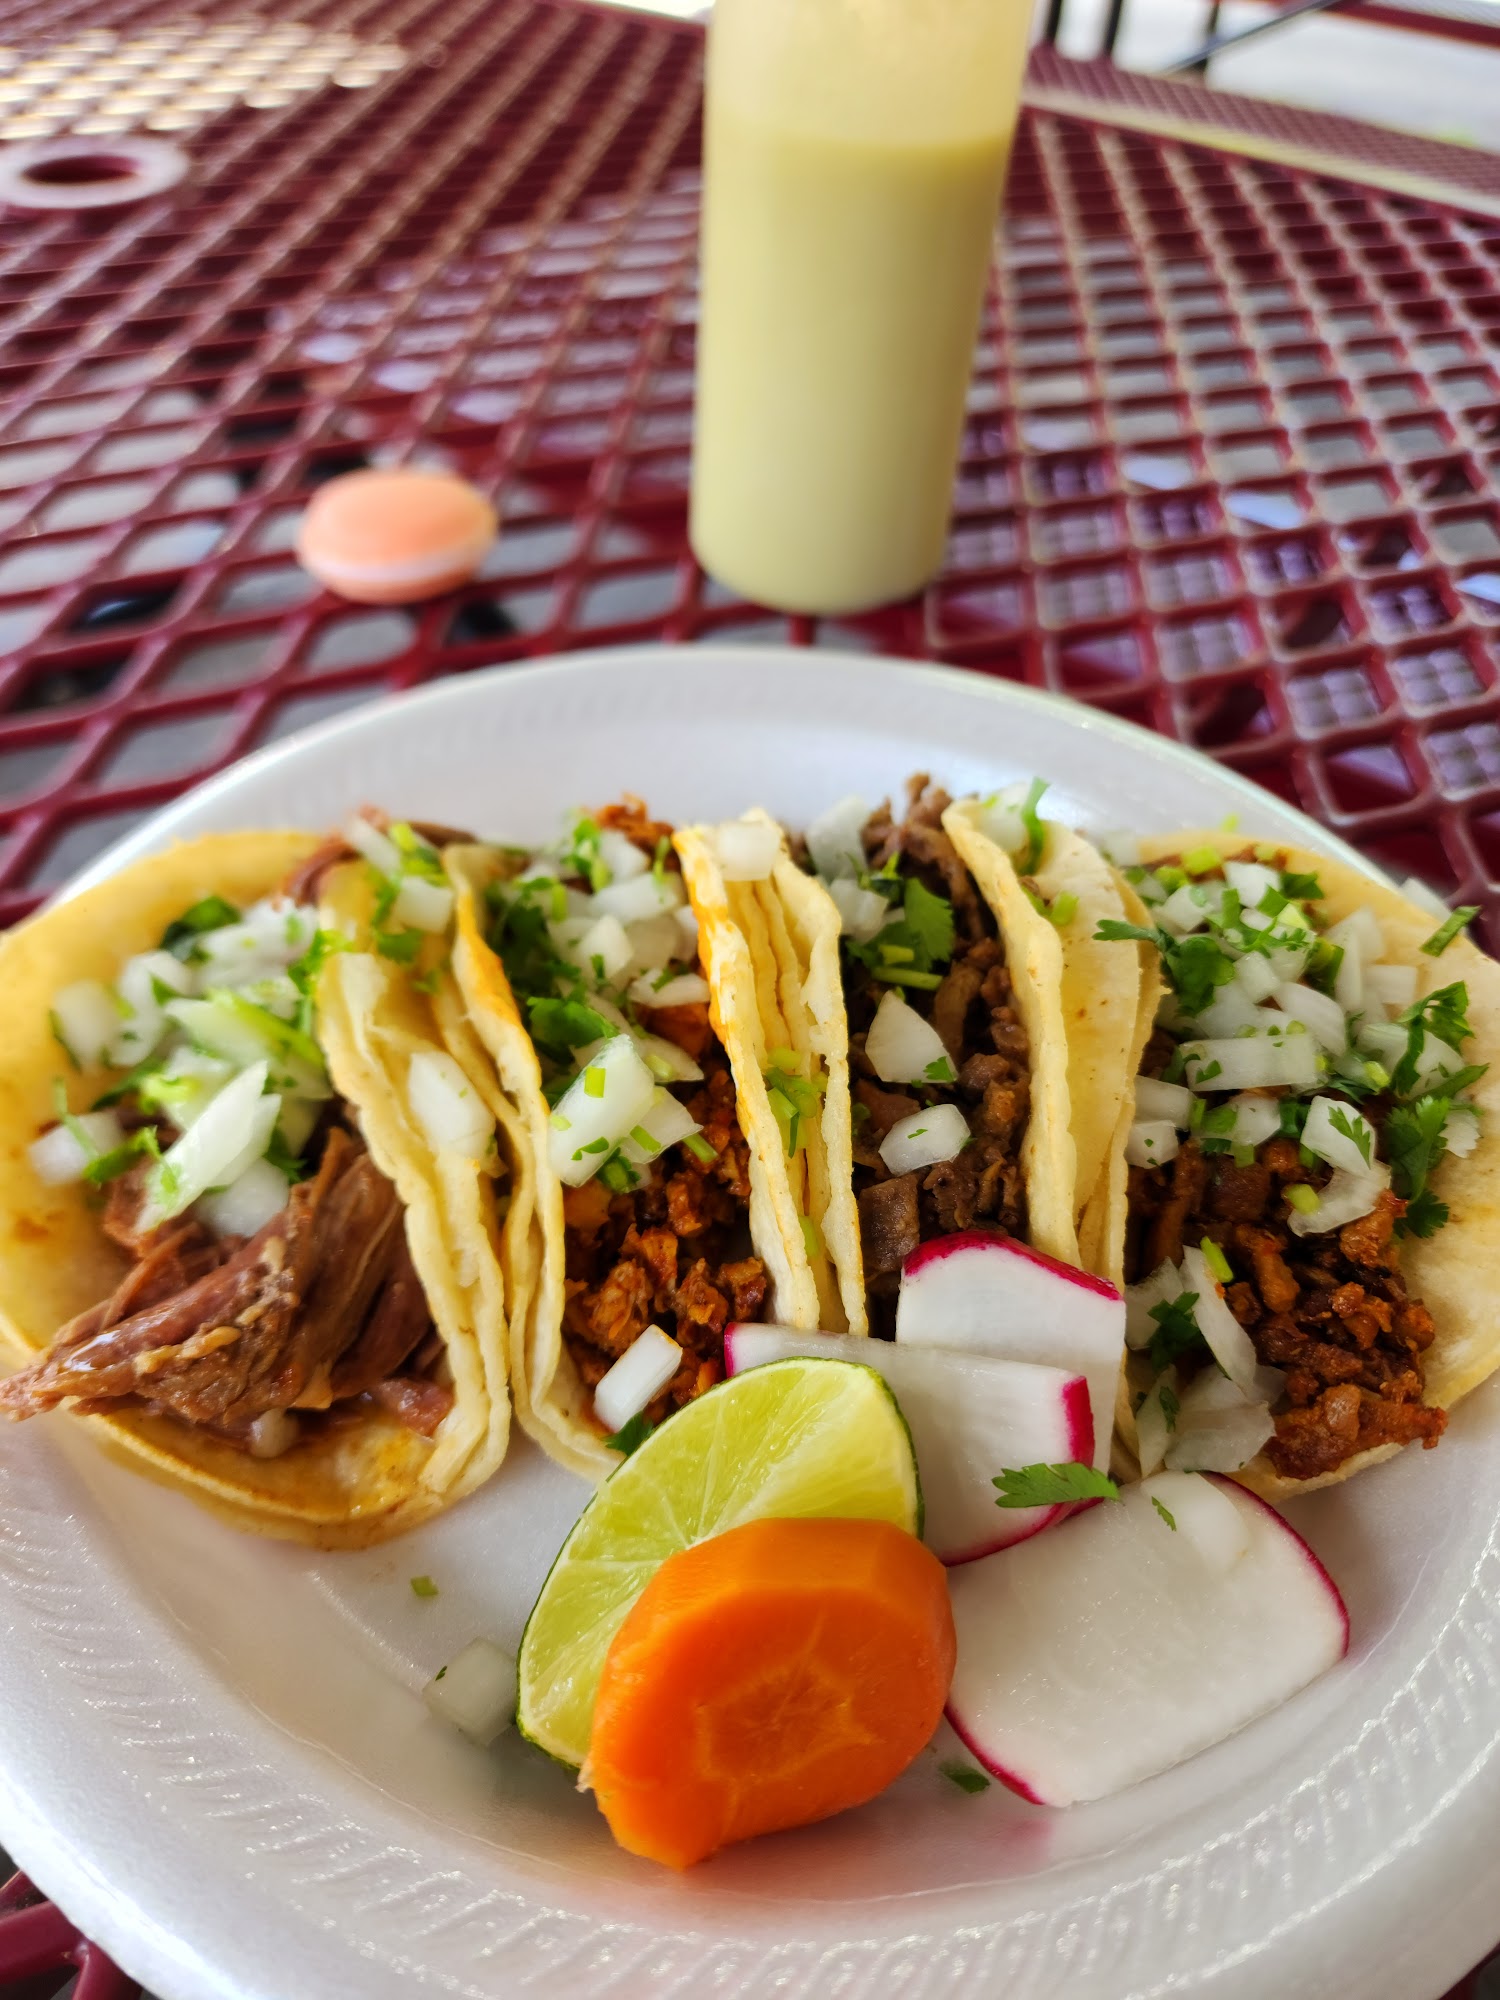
(0, 736, 69, 803)
(1056, 625, 1144, 689)
(1416, 459, 1480, 501)
(1224, 485, 1304, 529)
(1287, 664, 1381, 731)
(1457, 571, 1500, 619)
(1159, 610, 1257, 678)
(1120, 448, 1196, 492)
(1185, 678, 1274, 747)
(1424, 721, 1500, 795)
(41, 477, 153, 529)
(1298, 427, 1368, 471)
(1025, 454, 1111, 504)
(26, 807, 151, 890)
(1212, 439, 1285, 481)
(577, 569, 679, 628)
(1276, 595, 1354, 653)
(97, 712, 228, 783)
(68, 582, 177, 632)
(302, 610, 416, 670)
(0, 534, 103, 592)
(1367, 579, 1455, 639)
(1324, 743, 1416, 811)
(927, 577, 1028, 646)
(948, 515, 1021, 572)
(1364, 375, 1427, 414)
(1429, 513, 1500, 562)
(1283, 385, 1346, 422)
(1038, 564, 1131, 624)
(1337, 521, 1422, 571)
(1243, 534, 1326, 588)
(164, 631, 277, 690)
(119, 516, 225, 574)
(256, 686, 379, 744)
(1145, 549, 1235, 608)
(444, 593, 532, 643)
(1130, 491, 1217, 542)
(214, 564, 314, 614)
(1391, 644, 1485, 711)
(1384, 417, 1450, 459)
(1029, 504, 1119, 561)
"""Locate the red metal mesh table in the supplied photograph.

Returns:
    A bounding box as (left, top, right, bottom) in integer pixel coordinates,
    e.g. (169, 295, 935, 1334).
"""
(0, 2, 1497, 1991)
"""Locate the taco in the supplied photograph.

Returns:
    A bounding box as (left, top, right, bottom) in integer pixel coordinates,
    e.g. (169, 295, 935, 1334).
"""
(1099, 830, 1500, 1495)
(782, 776, 1148, 1332)
(446, 800, 829, 1480)
(0, 821, 516, 1545)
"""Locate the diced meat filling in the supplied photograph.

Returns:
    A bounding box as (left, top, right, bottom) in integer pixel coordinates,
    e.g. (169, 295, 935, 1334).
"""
(847, 779, 1031, 1336)
(1126, 1136, 1446, 1481)
(0, 1126, 451, 1446)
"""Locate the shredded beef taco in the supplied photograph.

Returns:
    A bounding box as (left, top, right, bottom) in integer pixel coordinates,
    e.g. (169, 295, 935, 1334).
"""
(0, 824, 516, 1545)
(786, 776, 1145, 1333)
(1100, 830, 1500, 1496)
(446, 800, 826, 1480)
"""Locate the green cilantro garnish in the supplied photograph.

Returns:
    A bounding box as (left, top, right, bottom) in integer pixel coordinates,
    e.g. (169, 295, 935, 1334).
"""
(1093, 918, 1237, 1018)
(48, 1009, 80, 1071)
(1303, 938, 1344, 998)
(1152, 1496, 1178, 1531)
(159, 895, 240, 961)
(527, 996, 616, 1062)
(1391, 983, 1476, 1098)
(992, 1462, 1119, 1508)
(561, 813, 610, 892)
(1199, 1236, 1233, 1283)
(1159, 1381, 1181, 1431)
(287, 926, 351, 1035)
(1386, 1094, 1460, 1238)
(1421, 906, 1479, 957)
(374, 926, 423, 965)
(683, 1131, 717, 1165)
(1147, 1292, 1205, 1374)
(924, 1056, 956, 1084)
(939, 1760, 991, 1794)
(1280, 869, 1324, 902)
(604, 1411, 656, 1456)
(410, 1575, 439, 1599)
(1327, 1105, 1373, 1165)
(847, 875, 955, 989)
(82, 1124, 162, 1188)
(651, 835, 671, 885)
(388, 822, 445, 881)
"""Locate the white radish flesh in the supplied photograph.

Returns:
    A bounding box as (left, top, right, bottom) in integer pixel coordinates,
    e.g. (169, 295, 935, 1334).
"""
(50, 980, 123, 1068)
(548, 1035, 657, 1187)
(409, 1049, 492, 1158)
(593, 1323, 682, 1431)
(29, 1110, 126, 1185)
(425, 1638, 517, 1747)
(805, 794, 869, 881)
(897, 1230, 1126, 1473)
(865, 989, 953, 1085)
(197, 1157, 291, 1239)
(879, 1103, 970, 1174)
(724, 1325, 1093, 1564)
(945, 1473, 1349, 1806)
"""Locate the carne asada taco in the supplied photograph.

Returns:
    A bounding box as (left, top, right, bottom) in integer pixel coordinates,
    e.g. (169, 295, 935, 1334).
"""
(0, 824, 515, 1544)
(447, 800, 823, 1480)
(1101, 830, 1500, 1495)
(788, 777, 1144, 1332)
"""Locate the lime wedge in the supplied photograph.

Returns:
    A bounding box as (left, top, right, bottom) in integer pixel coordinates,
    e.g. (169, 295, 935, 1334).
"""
(516, 1356, 922, 1768)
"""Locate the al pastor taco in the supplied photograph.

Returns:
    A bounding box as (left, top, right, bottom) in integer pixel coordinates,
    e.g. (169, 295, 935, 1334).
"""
(1099, 831, 1500, 1495)
(0, 823, 516, 1545)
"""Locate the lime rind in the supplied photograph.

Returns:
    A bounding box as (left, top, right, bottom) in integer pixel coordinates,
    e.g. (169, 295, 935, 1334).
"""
(516, 1357, 921, 1769)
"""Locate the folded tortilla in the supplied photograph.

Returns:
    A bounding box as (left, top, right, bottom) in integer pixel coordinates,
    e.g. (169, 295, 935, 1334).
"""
(0, 833, 513, 1545)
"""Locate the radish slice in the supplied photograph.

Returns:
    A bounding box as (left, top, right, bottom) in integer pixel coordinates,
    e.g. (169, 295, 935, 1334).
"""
(896, 1231, 1125, 1473)
(945, 1473, 1349, 1806)
(724, 1325, 1092, 1564)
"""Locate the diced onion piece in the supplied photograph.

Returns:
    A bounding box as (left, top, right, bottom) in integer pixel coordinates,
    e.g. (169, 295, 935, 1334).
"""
(246, 1410, 299, 1460)
(865, 989, 952, 1085)
(878, 1102, 970, 1175)
(166, 993, 329, 1101)
(410, 1049, 492, 1158)
(1412, 1030, 1471, 1090)
(1181, 1031, 1321, 1094)
(1445, 1105, 1481, 1158)
(345, 813, 403, 878)
(276, 1095, 319, 1155)
(805, 794, 869, 881)
(1272, 981, 1346, 1055)
(594, 1322, 682, 1431)
(142, 1061, 280, 1229)
(244, 974, 300, 1022)
(1226, 1093, 1281, 1151)
(1158, 883, 1212, 935)
(711, 817, 781, 883)
(1164, 1369, 1277, 1474)
(392, 874, 454, 934)
(1302, 1094, 1378, 1176)
(1096, 830, 1141, 868)
(631, 1031, 703, 1084)
(424, 1637, 517, 1747)
(1224, 859, 1281, 909)
(142, 1048, 233, 1132)
(1193, 985, 1278, 1037)
(1357, 1017, 1408, 1067)
(111, 949, 190, 1066)
(1134, 1366, 1180, 1477)
(198, 1157, 291, 1239)
(1288, 1164, 1390, 1236)
(974, 780, 1043, 859)
(1126, 1119, 1179, 1169)
(1134, 1076, 1194, 1127)
(674, 903, 699, 945)
(29, 1110, 126, 1185)
(826, 876, 889, 943)
(620, 1088, 701, 1164)
(1400, 875, 1450, 920)
(1233, 952, 1280, 1003)
(549, 1035, 657, 1186)
(596, 827, 649, 883)
(628, 971, 710, 1009)
(50, 979, 122, 1068)
(1180, 1245, 1261, 1402)
(591, 869, 684, 922)
(1125, 1260, 1185, 1350)
(1266, 942, 1311, 982)
(622, 913, 683, 976)
(574, 913, 632, 984)
(1364, 963, 1418, 1013)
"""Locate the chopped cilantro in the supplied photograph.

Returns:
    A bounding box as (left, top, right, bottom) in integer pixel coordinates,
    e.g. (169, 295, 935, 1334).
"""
(90, 1052, 165, 1110)
(527, 996, 615, 1062)
(939, 1760, 990, 1795)
(410, 1575, 439, 1599)
(682, 1131, 717, 1165)
(924, 1056, 956, 1084)
(1327, 1104, 1373, 1165)
(264, 1127, 308, 1182)
(388, 822, 445, 881)
(1159, 1381, 1181, 1431)
(410, 959, 446, 996)
(1093, 917, 1236, 1017)
(1386, 1093, 1463, 1238)
(159, 895, 239, 961)
(1402, 1188, 1450, 1238)
(1421, 906, 1479, 957)
(1391, 982, 1475, 1098)
(287, 927, 351, 1034)
(48, 1010, 80, 1071)
(1152, 1496, 1178, 1531)
(1304, 938, 1344, 998)
(1280, 869, 1324, 902)
(561, 813, 609, 892)
(374, 926, 423, 965)
(992, 1462, 1119, 1508)
(604, 1411, 655, 1456)
(1199, 1236, 1233, 1283)
(1147, 1292, 1205, 1374)
(651, 835, 671, 885)
(82, 1124, 162, 1188)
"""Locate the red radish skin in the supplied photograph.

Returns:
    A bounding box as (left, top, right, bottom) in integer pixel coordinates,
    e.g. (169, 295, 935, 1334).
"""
(1207, 1475, 1352, 1656)
(903, 1228, 1121, 1301)
(722, 1325, 1093, 1564)
(944, 1708, 1049, 1808)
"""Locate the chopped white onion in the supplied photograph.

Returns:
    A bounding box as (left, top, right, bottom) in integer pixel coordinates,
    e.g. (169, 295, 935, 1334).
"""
(1193, 986, 1279, 1037)
(198, 1157, 291, 1239)
(594, 1323, 682, 1431)
(1272, 981, 1346, 1055)
(1126, 1119, 1180, 1168)
(826, 876, 890, 943)
(591, 869, 684, 922)
(392, 874, 454, 934)
(410, 1049, 492, 1159)
(631, 1031, 703, 1085)
(345, 813, 403, 878)
(1287, 1163, 1391, 1237)
(623, 913, 684, 976)
(141, 1061, 280, 1229)
(1096, 829, 1141, 868)
(29, 1109, 126, 1186)
(143, 1048, 233, 1132)
(596, 827, 649, 883)
(974, 782, 1032, 856)
(1445, 1105, 1481, 1158)
(1180, 1245, 1261, 1403)
(1357, 1017, 1409, 1068)
(276, 1095, 319, 1156)
(424, 1637, 517, 1746)
(865, 989, 952, 1085)
(805, 795, 869, 881)
(1125, 1260, 1185, 1350)
(574, 913, 633, 984)
(1224, 860, 1281, 909)
(1181, 1031, 1321, 1094)
(1164, 1368, 1277, 1473)
(1159, 883, 1212, 935)
(247, 1409, 300, 1460)
(1233, 951, 1280, 1003)
(549, 1035, 657, 1186)
(167, 994, 329, 1101)
(1411, 1030, 1471, 1090)
(878, 1102, 970, 1175)
(628, 971, 710, 1009)
(1134, 1366, 1180, 1477)
(711, 817, 781, 883)
(1364, 963, 1418, 1013)
(674, 902, 699, 945)
(1225, 1093, 1281, 1151)
(1302, 1094, 1378, 1177)
(620, 1088, 701, 1164)
(244, 974, 301, 1022)
(1400, 875, 1450, 920)
(1319, 917, 1364, 1015)
(1266, 941, 1311, 983)
(110, 949, 191, 1066)
(50, 979, 122, 1068)
(1134, 1076, 1194, 1127)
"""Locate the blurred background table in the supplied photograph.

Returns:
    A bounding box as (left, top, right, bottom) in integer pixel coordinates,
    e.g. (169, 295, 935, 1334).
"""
(0, 0, 1495, 1991)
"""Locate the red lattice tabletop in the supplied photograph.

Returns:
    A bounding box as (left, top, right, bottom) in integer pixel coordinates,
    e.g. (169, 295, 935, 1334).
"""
(0, 4, 1497, 1993)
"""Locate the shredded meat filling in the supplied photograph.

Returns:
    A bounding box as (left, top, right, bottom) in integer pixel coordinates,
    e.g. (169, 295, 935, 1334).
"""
(1127, 1137, 1446, 1480)
(847, 777, 1030, 1335)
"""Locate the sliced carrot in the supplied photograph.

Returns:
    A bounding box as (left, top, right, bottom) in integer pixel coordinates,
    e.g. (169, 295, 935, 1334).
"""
(587, 1516, 956, 1869)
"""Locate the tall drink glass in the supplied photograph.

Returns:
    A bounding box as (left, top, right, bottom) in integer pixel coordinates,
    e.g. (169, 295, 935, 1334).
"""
(690, 0, 1032, 617)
